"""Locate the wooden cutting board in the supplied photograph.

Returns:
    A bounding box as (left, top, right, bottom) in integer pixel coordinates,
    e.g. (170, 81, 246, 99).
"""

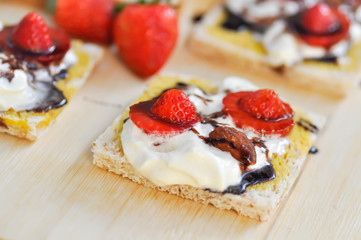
(0, 2, 360, 239)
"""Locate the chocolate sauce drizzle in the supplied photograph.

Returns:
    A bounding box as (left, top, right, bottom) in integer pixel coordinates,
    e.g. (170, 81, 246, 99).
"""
(222, 7, 268, 33)
(297, 118, 319, 134)
(193, 14, 204, 23)
(252, 137, 269, 161)
(53, 69, 69, 81)
(0, 51, 68, 112)
(219, 136, 275, 195)
(0, 71, 14, 81)
(223, 163, 276, 194)
(0, 117, 8, 129)
(309, 146, 318, 154)
(193, 127, 276, 195)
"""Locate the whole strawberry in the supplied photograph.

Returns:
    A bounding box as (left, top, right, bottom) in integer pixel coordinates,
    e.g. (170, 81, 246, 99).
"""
(113, 4, 178, 78)
(54, 0, 113, 43)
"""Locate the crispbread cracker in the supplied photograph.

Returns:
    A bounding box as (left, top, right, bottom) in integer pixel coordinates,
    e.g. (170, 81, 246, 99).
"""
(92, 75, 326, 221)
(189, 6, 361, 98)
(0, 41, 103, 140)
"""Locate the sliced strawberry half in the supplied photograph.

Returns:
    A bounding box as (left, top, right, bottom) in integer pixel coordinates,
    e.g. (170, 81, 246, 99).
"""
(151, 89, 199, 125)
(11, 12, 54, 53)
(0, 12, 70, 64)
(223, 90, 295, 137)
(129, 89, 200, 135)
(298, 3, 350, 48)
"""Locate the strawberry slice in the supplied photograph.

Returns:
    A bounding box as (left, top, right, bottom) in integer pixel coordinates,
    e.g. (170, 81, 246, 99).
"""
(129, 89, 200, 135)
(298, 3, 350, 48)
(151, 89, 199, 125)
(11, 12, 54, 54)
(0, 12, 70, 64)
(239, 89, 294, 120)
(301, 3, 339, 35)
(223, 90, 295, 137)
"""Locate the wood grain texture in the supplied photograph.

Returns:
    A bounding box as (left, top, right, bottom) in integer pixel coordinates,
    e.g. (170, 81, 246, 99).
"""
(0, 2, 360, 240)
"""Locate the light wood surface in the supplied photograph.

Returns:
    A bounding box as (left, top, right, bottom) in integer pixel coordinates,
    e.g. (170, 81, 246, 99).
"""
(0, 3, 360, 240)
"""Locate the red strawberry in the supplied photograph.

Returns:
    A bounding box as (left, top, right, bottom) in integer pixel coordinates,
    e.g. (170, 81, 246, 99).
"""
(151, 89, 198, 125)
(129, 90, 199, 135)
(299, 3, 350, 48)
(11, 12, 54, 53)
(54, 0, 113, 43)
(0, 12, 70, 64)
(302, 3, 338, 35)
(113, 4, 178, 78)
(239, 89, 293, 120)
(223, 90, 295, 137)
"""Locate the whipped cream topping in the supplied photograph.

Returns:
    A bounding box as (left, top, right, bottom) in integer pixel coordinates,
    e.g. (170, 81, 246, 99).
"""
(0, 47, 78, 111)
(0, 67, 36, 111)
(121, 77, 291, 192)
(226, 0, 300, 20)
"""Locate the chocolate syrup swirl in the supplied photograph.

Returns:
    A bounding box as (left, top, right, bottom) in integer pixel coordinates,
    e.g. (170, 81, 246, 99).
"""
(0, 51, 68, 112)
(297, 118, 319, 134)
(53, 69, 69, 81)
(222, 7, 268, 33)
(252, 137, 270, 161)
(0, 71, 14, 81)
(0, 117, 8, 129)
(28, 81, 67, 112)
(223, 163, 276, 194)
(193, 14, 204, 23)
(309, 146, 318, 154)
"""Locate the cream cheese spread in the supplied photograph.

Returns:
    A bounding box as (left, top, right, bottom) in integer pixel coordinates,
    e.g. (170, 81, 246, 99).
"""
(121, 77, 290, 192)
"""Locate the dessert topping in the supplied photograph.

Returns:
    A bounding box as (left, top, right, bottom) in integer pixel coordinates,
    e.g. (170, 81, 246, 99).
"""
(151, 89, 199, 125)
(208, 126, 256, 167)
(11, 12, 54, 54)
(223, 89, 295, 136)
(0, 12, 70, 64)
(129, 90, 200, 135)
(239, 89, 294, 120)
(0, 12, 77, 112)
(295, 3, 351, 48)
(123, 78, 297, 193)
(301, 2, 340, 35)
